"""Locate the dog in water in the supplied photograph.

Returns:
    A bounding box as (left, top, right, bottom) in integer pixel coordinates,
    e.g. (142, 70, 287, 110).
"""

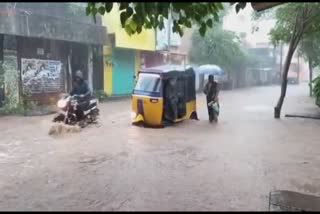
(48, 122, 81, 136)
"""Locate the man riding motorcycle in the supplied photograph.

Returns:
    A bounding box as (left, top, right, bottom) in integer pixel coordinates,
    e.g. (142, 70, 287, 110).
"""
(53, 70, 99, 127)
(70, 70, 91, 121)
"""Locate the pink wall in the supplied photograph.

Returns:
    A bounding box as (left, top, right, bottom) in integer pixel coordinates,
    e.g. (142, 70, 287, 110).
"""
(141, 51, 164, 68)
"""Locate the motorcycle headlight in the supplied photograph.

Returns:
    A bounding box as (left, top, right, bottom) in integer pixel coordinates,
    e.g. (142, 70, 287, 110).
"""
(57, 100, 67, 109)
(131, 112, 136, 120)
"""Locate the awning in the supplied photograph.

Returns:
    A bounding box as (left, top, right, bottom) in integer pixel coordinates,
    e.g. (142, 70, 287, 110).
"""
(251, 2, 284, 12)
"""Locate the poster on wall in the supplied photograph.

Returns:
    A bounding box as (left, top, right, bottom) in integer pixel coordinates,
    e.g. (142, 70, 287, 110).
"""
(21, 58, 62, 94)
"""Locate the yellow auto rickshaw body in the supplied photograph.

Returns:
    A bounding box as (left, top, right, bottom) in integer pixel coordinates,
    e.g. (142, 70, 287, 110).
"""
(131, 65, 198, 127)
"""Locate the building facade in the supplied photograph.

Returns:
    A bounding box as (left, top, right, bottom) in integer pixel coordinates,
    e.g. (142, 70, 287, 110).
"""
(102, 5, 189, 96)
(102, 4, 156, 96)
(0, 3, 107, 110)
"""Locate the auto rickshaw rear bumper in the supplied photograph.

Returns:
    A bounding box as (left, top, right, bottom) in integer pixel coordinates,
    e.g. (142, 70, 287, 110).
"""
(132, 113, 145, 125)
(131, 113, 165, 128)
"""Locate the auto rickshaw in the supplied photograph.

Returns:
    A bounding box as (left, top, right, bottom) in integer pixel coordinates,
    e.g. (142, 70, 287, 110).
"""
(131, 65, 198, 127)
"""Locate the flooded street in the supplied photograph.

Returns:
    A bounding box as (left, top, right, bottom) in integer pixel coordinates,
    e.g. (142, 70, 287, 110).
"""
(0, 84, 320, 211)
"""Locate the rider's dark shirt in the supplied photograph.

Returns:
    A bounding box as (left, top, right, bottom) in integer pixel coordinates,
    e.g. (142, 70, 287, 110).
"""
(70, 81, 89, 96)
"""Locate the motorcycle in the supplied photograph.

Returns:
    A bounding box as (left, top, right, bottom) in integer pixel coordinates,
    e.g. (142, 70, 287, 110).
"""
(53, 93, 99, 128)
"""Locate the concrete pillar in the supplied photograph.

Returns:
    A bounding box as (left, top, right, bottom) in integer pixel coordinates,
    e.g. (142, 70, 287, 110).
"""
(67, 47, 72, 92)
(88, 45, 93, 92)
(3, 35, 19, 108)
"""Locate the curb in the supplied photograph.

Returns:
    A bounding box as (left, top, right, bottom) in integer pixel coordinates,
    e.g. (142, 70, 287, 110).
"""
(103, 95, 131, 102)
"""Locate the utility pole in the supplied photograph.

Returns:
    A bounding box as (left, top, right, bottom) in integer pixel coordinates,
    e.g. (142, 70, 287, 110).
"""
(279, 43, 283, 84)
(167, 6, 171, 65)
(280, 43, 283, 76)
(297, 53, 300, 84)
(309, 57, 313, 97)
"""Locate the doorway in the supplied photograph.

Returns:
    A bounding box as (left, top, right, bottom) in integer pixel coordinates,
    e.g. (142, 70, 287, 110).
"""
(66, 43, 88, 92)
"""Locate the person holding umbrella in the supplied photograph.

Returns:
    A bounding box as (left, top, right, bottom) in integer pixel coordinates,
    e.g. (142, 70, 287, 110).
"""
(203, 74, 220, 123)
(196, 64, 223, 123)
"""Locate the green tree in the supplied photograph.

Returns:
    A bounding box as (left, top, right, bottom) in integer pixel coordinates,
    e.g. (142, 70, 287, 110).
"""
(312, 75, 320, 106)
(251, 7, 276, 21)
(189, 5, 249, 78)
(266, 3, 320, 118)
(85, 3, 248, 37)
(298, 35, 320, 97)
(189, 25, 248, 79)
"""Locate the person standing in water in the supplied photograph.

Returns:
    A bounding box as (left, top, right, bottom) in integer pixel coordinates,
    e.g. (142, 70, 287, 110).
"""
(203, 75, 220, 122)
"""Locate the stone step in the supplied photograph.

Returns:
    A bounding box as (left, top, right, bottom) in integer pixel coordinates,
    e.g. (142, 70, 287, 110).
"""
(269, 190, 320, 211)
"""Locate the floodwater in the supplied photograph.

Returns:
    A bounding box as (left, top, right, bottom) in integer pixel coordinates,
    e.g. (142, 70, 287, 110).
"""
(0, 84, 320, 211)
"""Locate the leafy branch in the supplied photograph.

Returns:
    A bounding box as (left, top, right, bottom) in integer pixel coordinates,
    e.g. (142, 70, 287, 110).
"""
(85, 2, 249, 37)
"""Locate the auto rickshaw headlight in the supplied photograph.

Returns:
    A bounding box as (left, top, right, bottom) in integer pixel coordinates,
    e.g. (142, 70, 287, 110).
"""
(131, 112, 136, 120)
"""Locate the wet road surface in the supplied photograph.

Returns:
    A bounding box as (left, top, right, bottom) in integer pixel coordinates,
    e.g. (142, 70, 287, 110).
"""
(0, 84, 320, 211)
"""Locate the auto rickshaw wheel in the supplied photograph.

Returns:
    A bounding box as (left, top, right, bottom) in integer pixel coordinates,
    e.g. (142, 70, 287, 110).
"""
(190, 111, 199, 120)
